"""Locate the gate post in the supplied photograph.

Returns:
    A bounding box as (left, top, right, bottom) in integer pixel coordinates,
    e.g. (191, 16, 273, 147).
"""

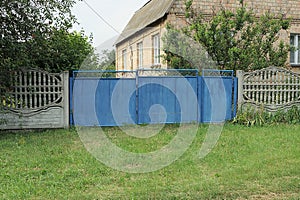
(135, 70, 139, 125)
(63, 71, 70, 128)
(236, 70, 244, 111)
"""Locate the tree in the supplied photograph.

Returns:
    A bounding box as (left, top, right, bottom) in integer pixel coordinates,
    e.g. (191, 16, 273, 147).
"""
(0, 0, 78, 70)
(0, 0, 98, 108)
(162, 25, 215, 70)
(164, 0, 291, 71)
(0, 0, 98, 73)
(34, 29, 97, 72)
(97, 49, 116, 71)
(0, 0, 77, 41)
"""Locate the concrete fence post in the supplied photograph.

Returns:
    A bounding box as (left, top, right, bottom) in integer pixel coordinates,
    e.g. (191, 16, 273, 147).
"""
(236, 70, 244, 112)
(63, 71, 70, 128)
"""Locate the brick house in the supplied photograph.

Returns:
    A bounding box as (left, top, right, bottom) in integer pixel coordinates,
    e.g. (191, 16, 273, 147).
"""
(115, 0, 300, 71)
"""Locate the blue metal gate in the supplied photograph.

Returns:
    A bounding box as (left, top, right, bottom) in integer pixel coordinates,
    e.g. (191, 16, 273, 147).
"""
(137, 76, 199, 124)
(70, 69, 237, 126)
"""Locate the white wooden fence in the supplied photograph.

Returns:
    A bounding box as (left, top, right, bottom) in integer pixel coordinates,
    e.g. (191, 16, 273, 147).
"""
(237, 67, 300, 112)
(0, 69, 69, 129)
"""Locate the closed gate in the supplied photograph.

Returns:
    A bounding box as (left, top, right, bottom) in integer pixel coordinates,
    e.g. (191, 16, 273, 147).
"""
(71, 69, 237, 126)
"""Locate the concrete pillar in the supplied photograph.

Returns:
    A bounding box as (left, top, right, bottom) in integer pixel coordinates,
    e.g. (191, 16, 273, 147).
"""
(63, 71, 70, 128)
(236, 70, 244, 111)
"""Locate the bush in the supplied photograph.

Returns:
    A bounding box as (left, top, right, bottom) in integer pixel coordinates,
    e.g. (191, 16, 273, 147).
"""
(233, 105, 300, 126)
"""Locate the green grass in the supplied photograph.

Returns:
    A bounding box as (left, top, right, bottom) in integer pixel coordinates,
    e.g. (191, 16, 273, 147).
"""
(0, 124, 299, 199)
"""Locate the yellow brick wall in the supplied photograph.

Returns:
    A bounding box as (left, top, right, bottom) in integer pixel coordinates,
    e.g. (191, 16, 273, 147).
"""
(168, 0, 300, 23)
(174, 0, 300, 21)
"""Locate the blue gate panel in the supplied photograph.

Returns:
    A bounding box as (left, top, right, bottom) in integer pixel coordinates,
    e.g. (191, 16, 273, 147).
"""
(174, 77, 199, 123)
(200, 77, 233, 123)
(197, 77, 203, 123)
(73, 78, 101, 126)
(72, 78, 136, 126)
(95, 79, 136, 126)
(138, 77, 198, 124)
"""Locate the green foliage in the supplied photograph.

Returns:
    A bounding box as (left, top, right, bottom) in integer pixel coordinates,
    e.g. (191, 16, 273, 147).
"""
(1, 0, 105, 72)
(233, 106, 270, 126)
(97, 49, 116, 71)
(233, 105, 300, 126)
(34, 30, 97, 73)
(168, 0, 291, 71)
(0, 0, 78, 71)
(89, 49, 116, 78)
(162, 25, 193, 69)
(1, 28, 95, 73)
(162, 25, 216, 70)
(0, 0, 98, 105)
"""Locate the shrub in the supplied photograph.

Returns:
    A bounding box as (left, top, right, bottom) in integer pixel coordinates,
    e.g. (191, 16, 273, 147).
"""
(233, 105, 300, 126)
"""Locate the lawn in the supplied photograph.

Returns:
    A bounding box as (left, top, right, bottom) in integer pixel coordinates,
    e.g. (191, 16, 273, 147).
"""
(0, 124, 299, 199)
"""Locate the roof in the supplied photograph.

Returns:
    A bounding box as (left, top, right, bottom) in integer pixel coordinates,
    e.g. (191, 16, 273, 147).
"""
(115, 0, 175, 45)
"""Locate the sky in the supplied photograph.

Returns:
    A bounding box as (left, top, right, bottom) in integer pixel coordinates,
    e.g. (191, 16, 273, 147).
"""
(71, 0, 150, 49)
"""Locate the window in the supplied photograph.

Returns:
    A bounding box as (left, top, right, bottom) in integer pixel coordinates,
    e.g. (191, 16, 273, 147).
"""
(137, 42, 143, 68)
(122, 49, 127, 70)
(290, 34, 300, 65)
(152, 34, 160, 65)
(130, 46, 133, 70)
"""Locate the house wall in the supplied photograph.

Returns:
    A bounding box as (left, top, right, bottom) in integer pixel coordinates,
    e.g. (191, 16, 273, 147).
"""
(116, 0, 300, 71)
(168, 0, 300, 71)
(116, 20, 168, 71)
(182, 0, 300, 19)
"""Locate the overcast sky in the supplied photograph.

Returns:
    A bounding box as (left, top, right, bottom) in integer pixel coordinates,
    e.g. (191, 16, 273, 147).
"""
(72, 0, 149, 49)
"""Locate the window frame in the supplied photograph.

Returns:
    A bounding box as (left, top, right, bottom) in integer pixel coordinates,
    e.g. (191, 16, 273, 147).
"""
(290, 34, 300, 65)
(137, 42, 143, 69)
(130, 46, 133, 70)
(152, 34, 160, 65)
(122, 49, 127, 71)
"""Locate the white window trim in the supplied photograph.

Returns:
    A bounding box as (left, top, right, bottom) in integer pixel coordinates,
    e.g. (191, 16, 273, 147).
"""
(130, 46, 133, 70)
(153, 34, 160, 65)
(122, 49, 127, 71)
(291, 34, 299, 65)
(137, 42, 143, 68)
